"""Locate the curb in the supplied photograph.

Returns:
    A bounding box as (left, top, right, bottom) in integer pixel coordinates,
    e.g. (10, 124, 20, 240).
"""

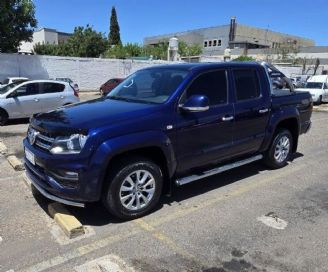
(0, 142, 7, 155)
(48, 202, 85, 239)
(313, 107, 328, 112)
(22, 172, 31, 187)
(7, 155, 25, 171)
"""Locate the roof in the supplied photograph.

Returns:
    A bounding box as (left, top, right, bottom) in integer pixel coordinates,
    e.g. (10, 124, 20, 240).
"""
(141, 62, 262, 72)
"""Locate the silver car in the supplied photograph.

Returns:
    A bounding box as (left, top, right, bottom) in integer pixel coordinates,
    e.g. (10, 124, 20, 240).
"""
(0, 80, 80, 125)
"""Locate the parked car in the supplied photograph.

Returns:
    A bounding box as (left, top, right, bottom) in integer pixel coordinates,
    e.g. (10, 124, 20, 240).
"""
(290, 77, 304, 88)
(298, 75, 328, 104)
(0, 80, 80, 125)
(0, 77, 29, 87)
(24, 62, 312, 220)
(99, 78, 124, 96)
(55, 78, 79, 93)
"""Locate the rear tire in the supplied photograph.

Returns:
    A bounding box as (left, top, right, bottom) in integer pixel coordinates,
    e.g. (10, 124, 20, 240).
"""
(102, 156, 163, 220)
(0, 109, 8, 126)
(263, 129, 293, 169)
(317, 95, 323, 105)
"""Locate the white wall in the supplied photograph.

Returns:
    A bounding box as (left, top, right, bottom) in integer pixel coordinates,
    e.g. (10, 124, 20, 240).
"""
(0, 53, 176, 90)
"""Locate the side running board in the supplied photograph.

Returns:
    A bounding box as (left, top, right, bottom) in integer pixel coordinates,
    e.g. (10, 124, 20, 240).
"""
(175, 154, 263, 186)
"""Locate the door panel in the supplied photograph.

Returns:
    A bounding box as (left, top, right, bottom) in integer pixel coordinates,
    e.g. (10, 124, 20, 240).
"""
(176, 104, 234, 172)
(6, 83, 42, 118)
(231, 68, 270, 156)
(175, 69, 234, 173)
(39, 82, 66, 112)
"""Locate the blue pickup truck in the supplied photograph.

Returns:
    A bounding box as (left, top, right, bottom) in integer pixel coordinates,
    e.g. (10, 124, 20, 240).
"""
(23, 62, 312, 219)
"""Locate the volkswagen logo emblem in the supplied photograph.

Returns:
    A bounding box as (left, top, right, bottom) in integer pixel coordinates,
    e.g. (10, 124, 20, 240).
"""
(28, 128, 39, 145)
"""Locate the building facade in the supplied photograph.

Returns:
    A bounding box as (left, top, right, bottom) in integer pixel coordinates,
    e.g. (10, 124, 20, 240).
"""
(144, 18, 315, 55)
(19, 28, 72, 54)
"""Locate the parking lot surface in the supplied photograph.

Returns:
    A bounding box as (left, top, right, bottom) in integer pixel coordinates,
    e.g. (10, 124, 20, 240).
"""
(0, 103, 328, 271)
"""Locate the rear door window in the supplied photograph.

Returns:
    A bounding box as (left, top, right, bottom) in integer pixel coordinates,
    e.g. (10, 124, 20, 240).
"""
(233, 69, 260, 101)
(40, 83, 65, 94)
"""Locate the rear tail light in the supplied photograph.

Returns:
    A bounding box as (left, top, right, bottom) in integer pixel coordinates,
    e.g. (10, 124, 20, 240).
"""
(70, 84, 79, 97)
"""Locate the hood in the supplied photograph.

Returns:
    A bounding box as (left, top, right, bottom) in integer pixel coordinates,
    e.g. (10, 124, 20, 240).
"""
(31, 97, 159, 134)
(297, 88, 322, 95)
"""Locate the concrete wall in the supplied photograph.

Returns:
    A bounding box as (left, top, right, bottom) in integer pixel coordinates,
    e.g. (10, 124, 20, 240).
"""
(0, 53, 175, 90)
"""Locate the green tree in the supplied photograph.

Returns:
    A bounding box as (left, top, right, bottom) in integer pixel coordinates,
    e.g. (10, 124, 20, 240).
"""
(178, 41, 202, 57)
(108, 6, 121, 46)
(69, 25, 107, 57)
(233, 55, 255, 61)
(0, 0, 37, 53)
(34, 25, 107, 58)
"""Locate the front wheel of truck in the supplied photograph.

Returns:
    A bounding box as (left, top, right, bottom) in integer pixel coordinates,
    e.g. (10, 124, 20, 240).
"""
(263, 129, 293, 169)
(102, 156, 163, 220)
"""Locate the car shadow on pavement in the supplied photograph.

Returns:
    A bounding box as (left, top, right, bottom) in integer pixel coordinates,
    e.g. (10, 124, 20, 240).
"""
(30, 153, 304, 227)
(61, 162, 274, 226)
(4, 118, 29, 126)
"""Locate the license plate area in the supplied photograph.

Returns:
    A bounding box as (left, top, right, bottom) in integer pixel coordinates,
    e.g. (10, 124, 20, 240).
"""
(25, 147, 35, 165)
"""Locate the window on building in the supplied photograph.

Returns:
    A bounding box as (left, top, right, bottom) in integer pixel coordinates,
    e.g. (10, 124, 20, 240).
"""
(204, 41, 208, 47)
(186, 70, 227, 106)
(233, 69, 260, 101)
(213, 40, 217, 47)
(208, 40, 212, 47)
(218, 39, 222, 46)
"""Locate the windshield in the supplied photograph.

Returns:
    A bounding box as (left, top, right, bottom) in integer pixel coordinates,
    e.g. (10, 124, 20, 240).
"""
(107, 68, 189, 104)
(306, 82, 323, 89)
(0, 82, 22, 94)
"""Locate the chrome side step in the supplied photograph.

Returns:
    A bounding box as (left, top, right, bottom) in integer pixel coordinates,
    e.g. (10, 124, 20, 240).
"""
(175, 154, 263, 186)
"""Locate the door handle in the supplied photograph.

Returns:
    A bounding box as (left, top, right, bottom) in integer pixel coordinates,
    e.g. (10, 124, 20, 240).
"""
(259, 108, 269, 114)
(60, 96, 64, 99)
(222, 116, 234, 121)
(34, 98, 39, 102)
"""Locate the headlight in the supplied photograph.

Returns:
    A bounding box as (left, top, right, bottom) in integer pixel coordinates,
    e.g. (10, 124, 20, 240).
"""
(50, 134, 88, 154)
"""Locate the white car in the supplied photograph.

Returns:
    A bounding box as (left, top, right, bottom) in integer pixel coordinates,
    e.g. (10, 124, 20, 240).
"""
(298, 75, 328, 104)
(0, 77, 29, 88)
(0, 80, 80, 125)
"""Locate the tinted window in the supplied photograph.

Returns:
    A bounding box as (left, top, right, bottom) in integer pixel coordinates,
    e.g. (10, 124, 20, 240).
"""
(186, 70, 227, 105)
(40, 83, 65, 94)
(16, 83, 40, 97)
(233, 69, 260, 101)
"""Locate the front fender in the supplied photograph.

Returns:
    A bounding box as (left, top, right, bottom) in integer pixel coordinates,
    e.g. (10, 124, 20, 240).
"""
(89, 130, 177, 198)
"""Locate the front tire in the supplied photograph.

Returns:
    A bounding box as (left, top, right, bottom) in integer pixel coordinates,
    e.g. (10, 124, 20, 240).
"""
(102, 157, 163, 220)
(263, 129, 293, 169)
(0, 109, 8, 126)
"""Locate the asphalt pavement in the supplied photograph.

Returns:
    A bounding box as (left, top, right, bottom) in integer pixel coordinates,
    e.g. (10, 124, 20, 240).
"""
(0, 104, 328, 271)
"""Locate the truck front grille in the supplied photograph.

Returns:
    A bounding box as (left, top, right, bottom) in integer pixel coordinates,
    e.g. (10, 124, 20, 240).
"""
(28, 127, 55, 152)
(35, 133, 55, 151)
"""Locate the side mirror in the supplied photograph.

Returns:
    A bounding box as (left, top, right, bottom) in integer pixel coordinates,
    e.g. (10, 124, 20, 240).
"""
(180, 95, 210, 112)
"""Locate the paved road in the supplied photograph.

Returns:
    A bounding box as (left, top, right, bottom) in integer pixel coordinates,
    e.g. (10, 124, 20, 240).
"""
(0, 111, 328, 272)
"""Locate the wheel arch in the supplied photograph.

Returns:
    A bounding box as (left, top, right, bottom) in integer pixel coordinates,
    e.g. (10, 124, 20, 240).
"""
(100, 146, 172, 198)
(92, 131, 177, 199)
(264, 116, 299, 154)
(275, 118, 299, 153)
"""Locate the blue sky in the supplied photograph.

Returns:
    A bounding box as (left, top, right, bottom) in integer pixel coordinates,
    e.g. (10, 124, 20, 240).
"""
(33, 0, 327, 45)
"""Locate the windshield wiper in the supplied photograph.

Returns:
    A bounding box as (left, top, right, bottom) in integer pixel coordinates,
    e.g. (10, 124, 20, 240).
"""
(108, 96, 157, 104)
(108, 96, 135, 102)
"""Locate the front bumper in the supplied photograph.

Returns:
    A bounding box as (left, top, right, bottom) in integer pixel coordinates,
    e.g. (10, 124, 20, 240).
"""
(23, 138, 103, 205)
(25, 170, 85, 207)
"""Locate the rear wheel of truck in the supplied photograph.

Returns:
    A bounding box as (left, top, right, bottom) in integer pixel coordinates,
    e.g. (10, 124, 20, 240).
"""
(263, 129, 293, 169)
(102, 156, 163, 220)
